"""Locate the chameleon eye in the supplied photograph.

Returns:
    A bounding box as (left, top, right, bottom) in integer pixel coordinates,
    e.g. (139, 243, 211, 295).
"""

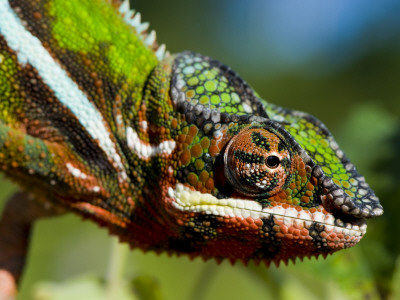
(266, 155, 280, 169)
(224, 127, 293, 197)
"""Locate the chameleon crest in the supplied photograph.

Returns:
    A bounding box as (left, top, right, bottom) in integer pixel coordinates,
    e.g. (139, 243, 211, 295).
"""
(0, 0, 383, 295)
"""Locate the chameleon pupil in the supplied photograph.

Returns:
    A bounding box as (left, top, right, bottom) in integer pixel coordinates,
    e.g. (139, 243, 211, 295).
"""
(266, 155, 280, 168)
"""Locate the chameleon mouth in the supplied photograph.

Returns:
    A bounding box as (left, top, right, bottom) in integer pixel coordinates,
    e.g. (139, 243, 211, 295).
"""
(169, 183, 366, 239)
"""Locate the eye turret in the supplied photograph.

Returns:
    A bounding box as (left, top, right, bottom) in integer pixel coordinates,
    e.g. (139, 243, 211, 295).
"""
(224, 127, 293, 197)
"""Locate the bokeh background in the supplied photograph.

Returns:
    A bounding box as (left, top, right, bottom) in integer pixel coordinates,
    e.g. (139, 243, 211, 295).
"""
(1, 0, 399, 299)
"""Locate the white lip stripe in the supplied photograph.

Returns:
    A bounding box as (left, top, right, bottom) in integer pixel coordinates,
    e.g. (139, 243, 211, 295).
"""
(169, 183, 366, 236)
(0, 1, 126, 178)
(126, 127, 176, 159)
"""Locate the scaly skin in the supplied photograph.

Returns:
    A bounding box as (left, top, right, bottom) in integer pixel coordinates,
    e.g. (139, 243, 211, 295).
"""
(0, 0, 383, 295)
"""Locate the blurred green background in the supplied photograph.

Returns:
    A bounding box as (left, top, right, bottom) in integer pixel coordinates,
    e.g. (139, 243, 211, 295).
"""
(1, 0, 399, 299)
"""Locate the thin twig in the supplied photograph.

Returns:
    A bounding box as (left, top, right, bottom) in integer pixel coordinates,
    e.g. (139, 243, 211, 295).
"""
(105, 237, 129, 299)
(188, 262, 219, 300)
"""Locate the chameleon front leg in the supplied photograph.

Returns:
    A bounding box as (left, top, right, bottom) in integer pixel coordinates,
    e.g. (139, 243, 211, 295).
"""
(0, 191, 65, 299)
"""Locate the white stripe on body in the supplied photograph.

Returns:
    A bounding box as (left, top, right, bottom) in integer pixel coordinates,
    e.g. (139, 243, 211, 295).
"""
(126, 127, 176, 160)
(0, 1, 127, 179)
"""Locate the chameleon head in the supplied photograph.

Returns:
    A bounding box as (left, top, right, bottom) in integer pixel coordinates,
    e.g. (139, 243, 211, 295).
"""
(160, 51, 383, 264)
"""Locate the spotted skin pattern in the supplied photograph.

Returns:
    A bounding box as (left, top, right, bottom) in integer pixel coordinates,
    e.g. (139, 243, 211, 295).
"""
(0, 0, 383, 294)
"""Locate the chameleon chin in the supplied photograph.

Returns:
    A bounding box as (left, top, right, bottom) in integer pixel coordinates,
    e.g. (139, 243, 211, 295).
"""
(0, 0, 383, 297)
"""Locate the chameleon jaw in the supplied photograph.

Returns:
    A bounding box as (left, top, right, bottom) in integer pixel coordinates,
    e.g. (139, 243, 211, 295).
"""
(169, 183, 366, 250)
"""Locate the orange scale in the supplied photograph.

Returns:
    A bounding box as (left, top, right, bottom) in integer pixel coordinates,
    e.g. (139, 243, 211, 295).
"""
(185, 135, 193, 144)
(280, 224, 289, 234)
(254, 219, 263, 226)
(199, 170, 209, 182)
(298, 168, 306, 177)
(245, 216, 254, 224)
(276, 233, 284, 239)
(305, 190, 313, 197)
(249, 224, 258, 230)
(310, 176, 318, 185)
(239, 218, 249, 227)
(285, 233, 294, 240)
(176, 219, 185, 226)
(309, 207, 317, 213)
(205, 178, 214, 190)
(278, 191, 287, 199)
(171, 118, 178, 129)
(300, 228, 309, 236)
(177, 134, 186, 143)
(189, 125, 198, 136)
(234, 216, 244, 223)
(216, 140, 225, 150)
(190, 144, 203, 158)
(187, 173, 198, 186)
(196, 181, 203, 190)
(320, 232, 329, 239)
(179, 149, 191, 166)
(209, 145, 220, 156)
(282, 203, 290, 209)
(301, 196, 310, 203)
(292, 229, 301, 236)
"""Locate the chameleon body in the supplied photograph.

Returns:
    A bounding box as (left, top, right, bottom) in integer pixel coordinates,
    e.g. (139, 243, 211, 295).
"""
(0, 0, 383, 294)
